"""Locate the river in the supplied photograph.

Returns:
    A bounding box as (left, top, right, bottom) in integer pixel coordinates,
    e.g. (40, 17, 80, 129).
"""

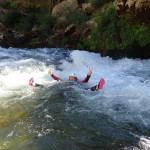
(0, 47, 150, 150)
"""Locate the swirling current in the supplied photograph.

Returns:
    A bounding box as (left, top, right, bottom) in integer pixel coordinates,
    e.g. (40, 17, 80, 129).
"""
(0, 47, 150, 150)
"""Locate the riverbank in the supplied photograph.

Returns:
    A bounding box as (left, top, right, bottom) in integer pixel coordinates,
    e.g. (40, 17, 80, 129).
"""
(0, 0, 150, 59)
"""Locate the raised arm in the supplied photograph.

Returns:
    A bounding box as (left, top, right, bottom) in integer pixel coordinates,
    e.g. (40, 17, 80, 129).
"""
(48, 68, 62, 81)
(82, 67, 93, 83)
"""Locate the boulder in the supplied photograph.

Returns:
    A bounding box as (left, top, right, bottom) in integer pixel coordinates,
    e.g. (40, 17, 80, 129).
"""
(30, 26, 40, 38)
(135, 0, 150, 24)
(64, 24, 76, 36)
(116, 0, 127, 15)
(82, 3, 94, 15)
(86, 18, 98, 29)
(0, 29, 14, 47)
(52, 0, 79, 17)
(0, 8, 8, 22)
(116, 0, 150, 25)
(64, 27, 83, 49)
(0, 22, 30, 48)
(0, 22, 7, 33)
(0, 22, 10, 46)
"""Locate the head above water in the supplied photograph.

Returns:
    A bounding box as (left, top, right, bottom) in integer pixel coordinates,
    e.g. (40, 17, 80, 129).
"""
(69, 73, 78, 81)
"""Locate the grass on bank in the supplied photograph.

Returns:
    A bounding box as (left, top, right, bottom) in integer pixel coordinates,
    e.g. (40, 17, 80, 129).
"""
(82, 1, 150, 53)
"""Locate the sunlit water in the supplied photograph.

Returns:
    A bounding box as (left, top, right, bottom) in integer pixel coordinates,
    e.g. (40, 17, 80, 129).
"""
(0, 47, 150, 150)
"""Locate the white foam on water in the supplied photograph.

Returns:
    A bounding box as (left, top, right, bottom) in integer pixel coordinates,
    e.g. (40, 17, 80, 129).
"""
(61, 50, 150, 94)
(0, 48, 150, 115)
(59, 50, 150, 131)
(0, 47, 150, 149)
(139, 136, 150, 150)
(0, 48, 54, 105)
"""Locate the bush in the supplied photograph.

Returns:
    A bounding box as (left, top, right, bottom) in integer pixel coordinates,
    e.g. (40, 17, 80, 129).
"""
(61, 36, 69, 45)
(65, 9, 89, 26)
(92, 0, 112, 8)
(4, 10, 21, 28)
(37, 13, 57, 34)
(135, 25, 150, 47)
(77, 42, 84, 49)
(0, 0, 11, 9)
(29, 38, 39, 47)
(14, 13, 36, 32)
(83, 1, 150, 53)
(119, 19, 150, 48)
(83, 2, 117, 51)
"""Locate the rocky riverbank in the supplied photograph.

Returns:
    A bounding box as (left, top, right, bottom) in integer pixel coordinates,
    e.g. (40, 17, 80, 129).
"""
(0, 0, 150, 59)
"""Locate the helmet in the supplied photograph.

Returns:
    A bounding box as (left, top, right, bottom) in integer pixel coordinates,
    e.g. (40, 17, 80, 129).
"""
(69, 73, 76, 77)
(69, 73, 78, 81)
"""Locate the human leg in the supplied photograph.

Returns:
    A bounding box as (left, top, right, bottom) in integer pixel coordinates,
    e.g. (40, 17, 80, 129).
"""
(29, 78, 44, 88)
(90, 78, 105, 91)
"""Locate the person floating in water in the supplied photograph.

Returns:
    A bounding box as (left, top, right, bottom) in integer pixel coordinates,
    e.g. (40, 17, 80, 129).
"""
(29, 67, 105, 91)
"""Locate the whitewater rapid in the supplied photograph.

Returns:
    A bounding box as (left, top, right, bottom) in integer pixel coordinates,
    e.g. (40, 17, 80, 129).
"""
(0, 47, 150, 150)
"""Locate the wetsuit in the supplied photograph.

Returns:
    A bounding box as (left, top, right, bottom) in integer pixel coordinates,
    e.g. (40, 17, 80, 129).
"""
(51, 74, 91, 83)
(33, 74, 104, 91)
(51, 74, 99, 91)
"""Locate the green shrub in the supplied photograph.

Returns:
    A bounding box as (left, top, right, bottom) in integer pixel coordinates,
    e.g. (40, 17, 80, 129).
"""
(134, 24, 150, 47)
(47, 36, 53, 45)
(37, 13, 57, 34)
(61, 36, 69, 45)
(83, 2, 117, 51)
(29, 38, 39, 47)
(65, 9, 89, 26)
(92, 0, 112, 8)
(119, 19, 150, 48)
(83, 1, 150, 52)
(118, 19, 135, 49)
(0, 0, 11, 9)
(14, 13, 36, 32)
(4, 10, 21, 28)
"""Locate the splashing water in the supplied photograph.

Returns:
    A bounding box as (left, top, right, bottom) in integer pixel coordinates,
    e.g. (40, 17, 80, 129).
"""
(0, 47, 150, 150)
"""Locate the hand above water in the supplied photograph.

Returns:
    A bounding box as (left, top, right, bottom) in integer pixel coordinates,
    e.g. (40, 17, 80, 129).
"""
(48, 68, 53, 76)
(87, 67, 93, 76)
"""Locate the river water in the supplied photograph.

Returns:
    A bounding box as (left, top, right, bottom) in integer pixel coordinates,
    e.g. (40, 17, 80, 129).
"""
(0, 47, 150, 150)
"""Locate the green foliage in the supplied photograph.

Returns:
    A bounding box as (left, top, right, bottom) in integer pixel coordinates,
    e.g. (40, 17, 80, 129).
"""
(77, 43, 84, 49)
(119, 19, 150, 48)
(2, 0, 150, 52)
(29, 38, 38, 47)
(92, 0, 112, 8)
(83, 2, 117, 51)
(6, 0, 19, 9)
(3, 1, 56, 33)
(134, 25, 150, 47)
(4, 10, 21, 28)
(37, 13, 57, 34)
(118, 19, 134, 49)
(14, 13, 36, 32)
(0, 0, 11, 9)
(47, 36, 53, 45)
(77, 0, 86, 5)
(61, 36, 69, 45)
(83, 1, 150, 52)
(65, 9, 89, 26)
